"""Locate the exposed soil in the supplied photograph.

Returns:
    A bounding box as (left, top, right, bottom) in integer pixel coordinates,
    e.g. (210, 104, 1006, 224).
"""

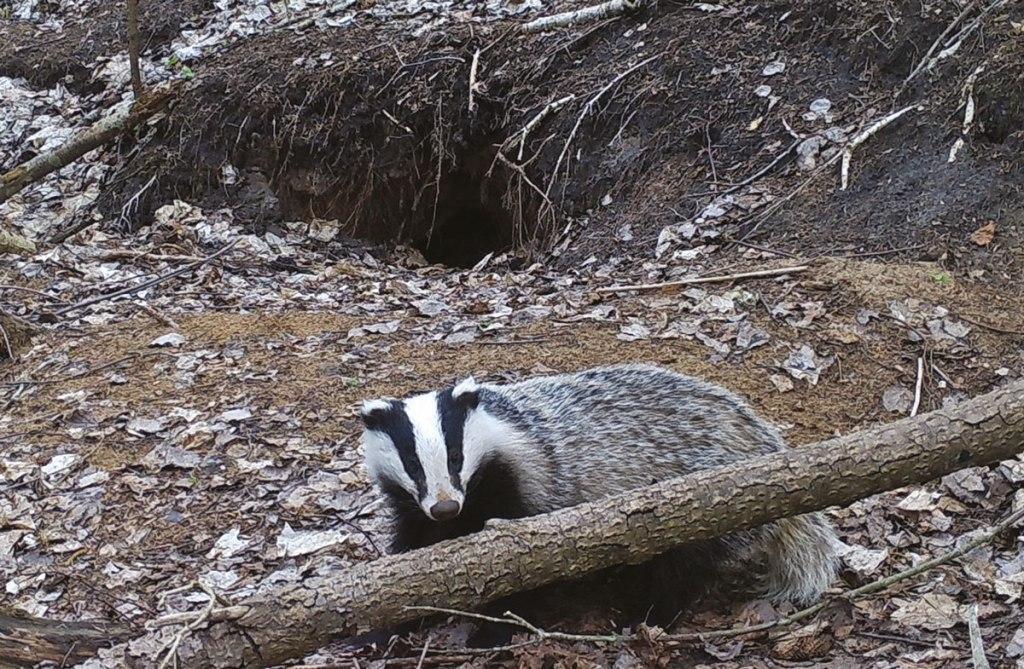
(77, 0, 1024, 278)
(0, 0, 212, 93)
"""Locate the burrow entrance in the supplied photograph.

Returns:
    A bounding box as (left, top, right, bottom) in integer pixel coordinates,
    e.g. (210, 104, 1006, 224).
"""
(414, 168, 516, 267)
(271, 143, 525, 268)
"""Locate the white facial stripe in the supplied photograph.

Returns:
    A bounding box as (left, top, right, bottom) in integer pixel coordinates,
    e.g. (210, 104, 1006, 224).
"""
(460, 407, 519, 487)
(362, 429, 416, 495)
(403, 392, 463, 513)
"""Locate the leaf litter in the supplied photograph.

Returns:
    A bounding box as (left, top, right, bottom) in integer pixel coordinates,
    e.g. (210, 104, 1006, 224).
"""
(2, 0, 1024, 665)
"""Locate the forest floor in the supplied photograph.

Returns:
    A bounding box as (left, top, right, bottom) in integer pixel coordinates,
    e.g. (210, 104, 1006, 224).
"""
(2, 0, 1024, 667)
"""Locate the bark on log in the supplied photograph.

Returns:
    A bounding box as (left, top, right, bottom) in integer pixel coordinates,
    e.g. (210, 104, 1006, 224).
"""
(88, 380, 1024, 668)
(0, 229, 36, 256)
(0, 81, 179, 205)
(0, 612, 133, 666)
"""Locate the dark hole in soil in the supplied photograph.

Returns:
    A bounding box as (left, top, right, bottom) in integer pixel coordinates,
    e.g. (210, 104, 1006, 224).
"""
(416, 170, 514, 268)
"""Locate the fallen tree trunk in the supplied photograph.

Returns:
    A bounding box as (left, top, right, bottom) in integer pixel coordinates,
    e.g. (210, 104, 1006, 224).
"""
(0, 612, 133, 666)
(0, 81, 180, 205)
(81, 380, 1024, 668)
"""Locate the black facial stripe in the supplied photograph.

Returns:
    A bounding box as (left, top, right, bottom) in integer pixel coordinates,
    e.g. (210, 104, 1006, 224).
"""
(372, 401, 427, 498)
(437, 388, 469, 491)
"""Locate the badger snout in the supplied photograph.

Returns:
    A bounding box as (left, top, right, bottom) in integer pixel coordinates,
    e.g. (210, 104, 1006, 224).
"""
(429, 499, 461, 521)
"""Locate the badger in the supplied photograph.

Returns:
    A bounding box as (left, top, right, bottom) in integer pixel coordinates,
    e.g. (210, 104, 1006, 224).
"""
(359, 364, 839, 624)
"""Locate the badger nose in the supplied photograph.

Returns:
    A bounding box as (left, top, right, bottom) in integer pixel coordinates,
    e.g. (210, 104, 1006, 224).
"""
(430, 499, 461, 521)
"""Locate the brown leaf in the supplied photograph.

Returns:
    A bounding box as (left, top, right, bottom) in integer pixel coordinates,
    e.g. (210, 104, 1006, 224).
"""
(970, 221, 996, 246)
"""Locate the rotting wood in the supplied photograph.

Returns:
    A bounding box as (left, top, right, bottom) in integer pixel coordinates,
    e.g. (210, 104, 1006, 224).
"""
(78, 379, 1024, 668)
(522, 0, 638, 33)
(0, 81, 180, 206)
(0, 612, 134, 667)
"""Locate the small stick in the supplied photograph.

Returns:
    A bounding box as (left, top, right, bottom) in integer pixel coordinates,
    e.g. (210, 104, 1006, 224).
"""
(415, 635, 432, 669)
(0, 284, 68, 302)
(717, 139, 799, 196)
(903, 0, 978, 87)
(468, 49, 481, 113)
(381, 109, 413, 135)
(957, 314, 1024, 337)
(544, 55, 661, 203)
(0, 318, 12, 361)
(841, 105, 919, 190)
(95, 249, 206, 264)
(949, 65, 983, 163)
(596, 264, 809, 293)
(966, 604, 991, 669)
(155, 582, 221, 669)
(522, 0, 638, 33)
(47, 239, 238, 319)
(910, 356, 924, 417)
(136, 301, 181, 329)
(149, 605, 250, 629)
(502, 94, 575, 162)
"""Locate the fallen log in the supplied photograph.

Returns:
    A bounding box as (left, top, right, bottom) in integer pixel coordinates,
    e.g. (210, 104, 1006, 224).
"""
(0, 81, 180, 206)
(0, 612, 133, 666)
(82, 379, 1024, 667)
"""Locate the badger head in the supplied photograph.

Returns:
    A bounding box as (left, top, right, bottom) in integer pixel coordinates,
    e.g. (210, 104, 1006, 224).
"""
(359, 376, 495, 522)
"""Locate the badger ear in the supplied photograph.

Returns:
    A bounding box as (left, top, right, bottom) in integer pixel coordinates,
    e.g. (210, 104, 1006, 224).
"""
(359, 399, 392, 429)
(452, 376, 480, 410)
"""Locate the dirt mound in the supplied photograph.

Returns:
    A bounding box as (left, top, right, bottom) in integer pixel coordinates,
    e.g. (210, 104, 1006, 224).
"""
(0, 0, 211, 93)
(95, 0, 1023, 275)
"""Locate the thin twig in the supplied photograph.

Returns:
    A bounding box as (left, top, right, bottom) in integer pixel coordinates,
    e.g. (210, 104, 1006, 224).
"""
(522, 0, 637, 33)
(544, 55, 660, 205)
(902, 1, 978, 87)
(966, 603, 992, 669)
(910, 356, 924, 417)
(841, 105, 919, 190)
(468, 50, 481, 113)
(149, 605, 249, 629)
(0, 317, 12, 362)
(957, 314, 1024, 336)
(49, 239, 238, 319)
(715, 139, 799, 196)
(415, 635, 432, 669)
(0, 284, 70, 303)
(597, 264, 809, 293)
(500, 94, 575, 162)
(155, 582, 221, 669)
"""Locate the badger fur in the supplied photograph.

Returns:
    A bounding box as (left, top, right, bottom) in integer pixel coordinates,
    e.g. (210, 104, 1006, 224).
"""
(360, 364, 839, 620)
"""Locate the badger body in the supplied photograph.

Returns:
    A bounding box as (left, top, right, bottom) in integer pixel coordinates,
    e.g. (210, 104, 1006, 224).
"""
(360, 364, 839, 616)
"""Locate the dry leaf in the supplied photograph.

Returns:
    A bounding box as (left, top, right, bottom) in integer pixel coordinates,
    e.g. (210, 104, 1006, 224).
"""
(970, 221, 996, 246)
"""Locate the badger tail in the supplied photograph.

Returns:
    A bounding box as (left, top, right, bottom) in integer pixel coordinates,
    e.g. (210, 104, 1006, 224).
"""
(759, 512, 841, 605)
